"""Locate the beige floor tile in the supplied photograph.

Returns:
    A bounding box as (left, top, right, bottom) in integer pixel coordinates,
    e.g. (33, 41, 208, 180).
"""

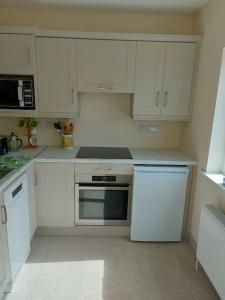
(4, 236, 219, 300)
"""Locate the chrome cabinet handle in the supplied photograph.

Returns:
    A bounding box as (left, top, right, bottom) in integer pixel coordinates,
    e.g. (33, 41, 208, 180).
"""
(24, 45, 28, 64)
(96, 166, 112, 171)
(155, 91, 160, 106)
(71, 88, 74, 104)
(97, 86, 113, 91)
(34, 173, 37, 186)
(164, 91, 168, 106)
(1, 205, 7, 224)
(25, 45, 31, 65)
(27, 46, 31, 65)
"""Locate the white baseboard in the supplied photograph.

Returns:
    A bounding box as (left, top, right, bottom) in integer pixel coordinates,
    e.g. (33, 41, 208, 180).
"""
(36, 226, 130, 237)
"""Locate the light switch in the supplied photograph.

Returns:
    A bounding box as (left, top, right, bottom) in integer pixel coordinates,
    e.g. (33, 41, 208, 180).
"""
(137, 124, 146, 133)
(147, 125, 161, 133)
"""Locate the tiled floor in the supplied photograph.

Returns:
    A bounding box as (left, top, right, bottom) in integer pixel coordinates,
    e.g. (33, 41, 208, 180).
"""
(5, 236, 219, 300)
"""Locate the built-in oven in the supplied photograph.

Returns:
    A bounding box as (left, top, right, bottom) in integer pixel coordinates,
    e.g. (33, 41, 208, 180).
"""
(75, 167, 132, 226)
(0, 75, 35, 110)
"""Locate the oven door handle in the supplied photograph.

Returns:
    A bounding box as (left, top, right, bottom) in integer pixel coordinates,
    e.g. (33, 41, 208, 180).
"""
(77, 186, 130, 191)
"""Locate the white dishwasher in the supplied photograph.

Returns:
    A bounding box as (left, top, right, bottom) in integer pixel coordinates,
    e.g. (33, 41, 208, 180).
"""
(3, 173, 30, 282)
(130, 166, 189, 242)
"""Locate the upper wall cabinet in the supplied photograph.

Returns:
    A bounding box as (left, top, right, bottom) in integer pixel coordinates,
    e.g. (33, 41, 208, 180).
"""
(77, 39, 136, 93)
(0, 34, 35, 74)
(133, 42, 196, 121)
(36, 37, 79, 115)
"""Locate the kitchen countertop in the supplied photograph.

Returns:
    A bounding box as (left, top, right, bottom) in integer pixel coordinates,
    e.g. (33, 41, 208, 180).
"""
(35, 146, 197, 165)
(130, 148, 197, 165)
(0, 146, 46, 192)
(0, 146, 197, 192)
(35, 147, 79, 163)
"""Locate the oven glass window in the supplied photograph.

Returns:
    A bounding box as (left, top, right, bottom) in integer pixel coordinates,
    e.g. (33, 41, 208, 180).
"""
(79, 188, 128, 220)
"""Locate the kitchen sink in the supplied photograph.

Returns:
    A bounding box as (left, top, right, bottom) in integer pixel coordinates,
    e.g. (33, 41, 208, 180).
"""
(0, 156, 31, 180)
(0, 156, 31, 170)
(0, 168, 14, 180)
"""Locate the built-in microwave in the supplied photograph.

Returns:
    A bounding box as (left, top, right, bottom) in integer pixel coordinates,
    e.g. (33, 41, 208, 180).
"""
(0, 75, 35, 110)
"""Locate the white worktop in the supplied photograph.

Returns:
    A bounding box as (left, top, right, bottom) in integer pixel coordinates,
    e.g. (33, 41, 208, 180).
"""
(35, 147, 79, 163)
(0, 146, 197, 192)
(130, 148, 197, 165)
(35, 146, 197, 165)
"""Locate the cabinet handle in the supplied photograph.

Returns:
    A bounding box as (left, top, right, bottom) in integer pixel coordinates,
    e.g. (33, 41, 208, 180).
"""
(97, 86, 113, 91)
(164, 91, 168, 106)
(34, 173, 37, 186)
(1, 205, 7, 224)
(71, 88, 74, 104)
(27, 46, 31, 65)
(155, 91, 160, 106)
(24, 45, 28, 64)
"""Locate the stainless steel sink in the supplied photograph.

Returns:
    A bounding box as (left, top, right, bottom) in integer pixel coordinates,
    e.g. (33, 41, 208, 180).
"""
(0, 169, 13, 180)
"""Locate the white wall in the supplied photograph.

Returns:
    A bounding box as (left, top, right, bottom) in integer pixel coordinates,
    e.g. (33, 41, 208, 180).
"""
(182, 0, 225, 242)
(0, 94, 183, 148)
(76, 93, 182, 148)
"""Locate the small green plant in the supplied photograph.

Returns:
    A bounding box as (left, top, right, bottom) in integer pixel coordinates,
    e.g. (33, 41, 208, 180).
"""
(18, 118, 38, 128)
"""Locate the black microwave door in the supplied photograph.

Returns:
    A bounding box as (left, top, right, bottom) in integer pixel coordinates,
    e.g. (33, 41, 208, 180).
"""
(0, 80, 20, 108)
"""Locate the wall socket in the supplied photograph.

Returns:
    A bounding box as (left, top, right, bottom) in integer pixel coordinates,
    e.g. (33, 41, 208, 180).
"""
(147, 125, 161, 133)
(137, 124, 146, 133)
(137, 124, 161, 133)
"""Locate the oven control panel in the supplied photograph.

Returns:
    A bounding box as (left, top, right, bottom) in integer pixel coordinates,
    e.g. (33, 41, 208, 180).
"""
(92, 176, 116, 182)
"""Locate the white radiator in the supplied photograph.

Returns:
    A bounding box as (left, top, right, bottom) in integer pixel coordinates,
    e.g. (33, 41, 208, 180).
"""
(197, 205, 225, 300)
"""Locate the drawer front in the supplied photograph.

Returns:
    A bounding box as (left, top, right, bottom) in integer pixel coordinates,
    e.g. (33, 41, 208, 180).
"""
(75, 164, 133, 175)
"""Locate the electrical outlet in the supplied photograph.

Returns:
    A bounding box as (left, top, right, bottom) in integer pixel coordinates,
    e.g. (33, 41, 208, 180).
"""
(137, 124, 146, 133)
(147, 125, 161, 133)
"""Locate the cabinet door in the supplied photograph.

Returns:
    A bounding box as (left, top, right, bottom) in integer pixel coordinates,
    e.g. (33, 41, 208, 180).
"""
(26, 164, 37, 239)
(36, 38, 78, 114)
(0, 34, 34, 74)
(133, 42, 166, 117)
(36, 163, 74, 227)
(77, 39, 136, 93)
(161, 43, 196, 117)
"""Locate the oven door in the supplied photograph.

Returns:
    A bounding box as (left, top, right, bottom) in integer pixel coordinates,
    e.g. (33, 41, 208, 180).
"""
(75, 184, 131, 226)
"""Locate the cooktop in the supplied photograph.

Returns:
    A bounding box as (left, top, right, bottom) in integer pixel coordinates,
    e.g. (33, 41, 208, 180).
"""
(76, 147, 133, 159)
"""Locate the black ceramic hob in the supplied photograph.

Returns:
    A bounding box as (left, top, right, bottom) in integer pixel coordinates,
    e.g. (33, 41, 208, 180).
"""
(76, 147, 133, 159)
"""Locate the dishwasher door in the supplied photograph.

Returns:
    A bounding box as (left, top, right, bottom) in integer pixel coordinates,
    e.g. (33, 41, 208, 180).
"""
(4, 173, 30, 281)
(130, 166, 189, 242)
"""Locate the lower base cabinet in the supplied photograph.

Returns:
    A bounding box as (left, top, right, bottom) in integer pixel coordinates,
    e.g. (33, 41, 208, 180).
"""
(35, 163, 75, 227)
(0, 195, 10, 299)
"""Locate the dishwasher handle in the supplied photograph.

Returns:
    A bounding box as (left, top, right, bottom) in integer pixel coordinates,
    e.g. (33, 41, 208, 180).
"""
(1, 205, 7, 224)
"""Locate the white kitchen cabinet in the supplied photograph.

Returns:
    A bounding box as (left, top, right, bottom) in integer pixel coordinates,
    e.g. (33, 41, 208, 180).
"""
(133, 42, 166, 116)
(35, 163, 74, 227)
(36, 38, 79, 115)
(77, 39, 136, 93)
(0, 34, 35, 75)
(26, 164, 37, 239)
(133, 42, 196, 120)
(161, 43, 196, 117)
(0, 194, 10, 299)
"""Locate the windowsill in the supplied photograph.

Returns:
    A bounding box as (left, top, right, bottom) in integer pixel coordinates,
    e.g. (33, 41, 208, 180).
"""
(202, 171, 225, 192)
